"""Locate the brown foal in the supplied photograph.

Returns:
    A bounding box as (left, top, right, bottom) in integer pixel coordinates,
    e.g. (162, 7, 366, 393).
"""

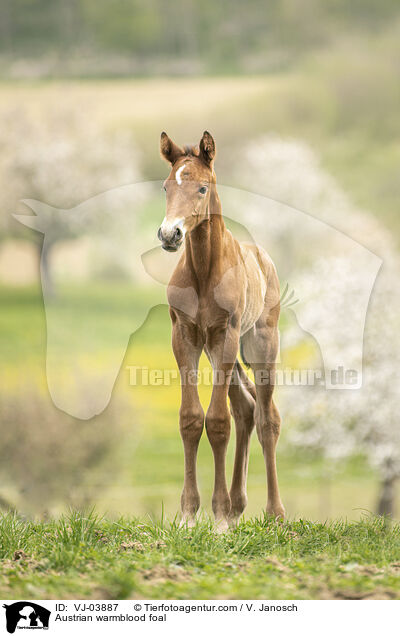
(158, 131, 285, 531)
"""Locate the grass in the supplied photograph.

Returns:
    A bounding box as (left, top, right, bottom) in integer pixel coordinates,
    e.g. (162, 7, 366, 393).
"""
(0, 510, 399, 599)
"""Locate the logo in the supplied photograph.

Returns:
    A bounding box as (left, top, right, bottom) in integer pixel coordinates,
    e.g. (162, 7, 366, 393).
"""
(13, 186, 381, 419)
(2, 603, 50, 634)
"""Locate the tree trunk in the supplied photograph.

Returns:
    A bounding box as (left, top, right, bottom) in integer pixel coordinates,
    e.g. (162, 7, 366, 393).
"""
(377, 476, 396, 517)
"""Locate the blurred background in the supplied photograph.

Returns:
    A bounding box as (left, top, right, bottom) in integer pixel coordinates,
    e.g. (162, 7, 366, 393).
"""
(0, 0, 399, 520)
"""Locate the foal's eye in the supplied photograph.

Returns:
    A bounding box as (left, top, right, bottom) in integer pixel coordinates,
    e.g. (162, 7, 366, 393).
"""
(199, 186, 207, 195)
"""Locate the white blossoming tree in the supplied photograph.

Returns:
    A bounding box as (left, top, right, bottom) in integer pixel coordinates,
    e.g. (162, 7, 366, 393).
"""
(236, 135, 400, 515)
(0, 106, 140, 293)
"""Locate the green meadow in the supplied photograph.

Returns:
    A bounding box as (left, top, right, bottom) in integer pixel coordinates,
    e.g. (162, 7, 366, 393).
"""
(1, 69, 399, 520)
(1, 510, 400, 599)
(0, 283, 395, 521)
(1, 68, 399, 598)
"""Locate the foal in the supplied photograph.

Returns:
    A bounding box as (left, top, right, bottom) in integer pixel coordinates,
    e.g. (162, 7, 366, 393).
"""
(158, 131, 285, 531)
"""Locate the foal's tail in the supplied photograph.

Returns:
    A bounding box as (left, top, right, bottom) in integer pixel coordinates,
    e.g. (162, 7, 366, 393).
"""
(239, 338, 251, 369)
(234, 358, 256, 400)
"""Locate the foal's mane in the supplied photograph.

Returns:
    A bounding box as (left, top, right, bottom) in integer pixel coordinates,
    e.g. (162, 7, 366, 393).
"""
(183, 144, 199, 157)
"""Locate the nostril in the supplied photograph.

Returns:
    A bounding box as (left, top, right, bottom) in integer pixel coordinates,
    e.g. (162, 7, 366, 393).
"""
(157, 227, 162, 241)
(174, 227, 182, 240)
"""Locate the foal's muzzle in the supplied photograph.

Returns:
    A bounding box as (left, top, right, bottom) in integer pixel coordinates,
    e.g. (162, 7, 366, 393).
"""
(157, 226, 183, 252)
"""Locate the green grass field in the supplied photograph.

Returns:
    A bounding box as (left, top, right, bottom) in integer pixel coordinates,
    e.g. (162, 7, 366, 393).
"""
(0, 283, 397, 522)
(1, 510, 399, 599)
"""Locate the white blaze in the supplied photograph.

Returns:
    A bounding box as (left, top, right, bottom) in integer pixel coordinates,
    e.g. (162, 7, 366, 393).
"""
(175, 164, 186, 185)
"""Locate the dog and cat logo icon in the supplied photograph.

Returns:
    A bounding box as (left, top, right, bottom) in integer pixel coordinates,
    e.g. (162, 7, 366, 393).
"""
(2, 602, 50, 633)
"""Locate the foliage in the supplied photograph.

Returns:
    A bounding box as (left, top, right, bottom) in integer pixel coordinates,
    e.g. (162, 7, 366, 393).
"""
(1, 0, 400, 77)
(0, 387, 131, 514)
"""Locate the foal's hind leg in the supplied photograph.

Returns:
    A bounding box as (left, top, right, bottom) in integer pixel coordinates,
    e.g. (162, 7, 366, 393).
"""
(253, 382, 285, 519)
(242, 314, 285, 519)
(228, 361, 255, 522)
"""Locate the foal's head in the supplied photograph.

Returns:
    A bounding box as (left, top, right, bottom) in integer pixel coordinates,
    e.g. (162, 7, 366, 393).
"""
(158, 130, 216, 251)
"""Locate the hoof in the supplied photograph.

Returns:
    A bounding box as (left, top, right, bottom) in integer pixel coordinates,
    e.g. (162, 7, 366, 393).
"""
(179, 516, 197, 529)
(227, 512, 242, 528)
(266, 504, 285, 521)
(214, 518, 230, 534)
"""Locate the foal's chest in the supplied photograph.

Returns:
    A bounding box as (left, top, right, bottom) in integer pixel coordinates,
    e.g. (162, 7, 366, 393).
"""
(168, 243, 268, 336)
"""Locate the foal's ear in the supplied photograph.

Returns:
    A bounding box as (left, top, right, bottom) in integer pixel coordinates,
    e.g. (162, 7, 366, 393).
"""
(160, 132, 184, 165)
(199, 131, 216, 166)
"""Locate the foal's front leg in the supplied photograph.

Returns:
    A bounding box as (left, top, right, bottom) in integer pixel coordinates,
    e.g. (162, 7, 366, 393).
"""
(206, 323, 240, 531)
(171, 312, 204, 527)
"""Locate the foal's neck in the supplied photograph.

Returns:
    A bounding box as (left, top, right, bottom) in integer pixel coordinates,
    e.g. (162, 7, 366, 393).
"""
(186, 185, 226, 287)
